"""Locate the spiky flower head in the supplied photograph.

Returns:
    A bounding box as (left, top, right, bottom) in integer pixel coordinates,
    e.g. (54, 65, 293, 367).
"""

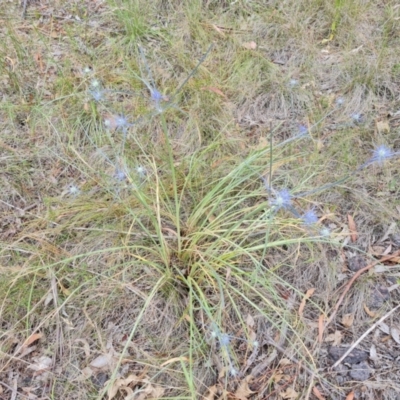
(151, 88, 163, 102)
(370, 145, 394, 166)
(320, 227, 331, 237)
(270, 189, 292, 210)
(301, 209, 318, 226)
(351, 113, 362, 123)
(298, 125, 308, 136)
(219, 333, 231, 347)
(336, 97, 344, 106)
(90, 88, 104, 102)
(114, 169, 127, 181)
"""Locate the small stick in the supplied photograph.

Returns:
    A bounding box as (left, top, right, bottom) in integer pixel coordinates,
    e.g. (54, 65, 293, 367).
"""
(324, 250, 400, 333)
(332, 303, 400, 369)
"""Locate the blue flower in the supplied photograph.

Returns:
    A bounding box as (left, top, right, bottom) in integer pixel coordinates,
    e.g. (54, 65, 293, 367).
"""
(104, 114, 132, 131)
(114, 168, 127, 181)
(89, 88, 104, 102)
(229, 367, 238, 377)
(301, 209, 318, 226)
(270, 189, 292, 210)
(320, 227, 331, 237)
(336, 97, 344, 107)
(151, 88, 163, 102)
(136, 165, 147, 179)
(351, 113, 363, 123)
(298, 125, 308, 136)
(370, 145, 394, 165)
(115, 115, 129, 129)
(219, 333, 231, 347)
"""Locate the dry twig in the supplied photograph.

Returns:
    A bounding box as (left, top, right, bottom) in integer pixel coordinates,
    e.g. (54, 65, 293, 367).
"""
(332, 303, 400, 368)
(324, 250, 400, 333)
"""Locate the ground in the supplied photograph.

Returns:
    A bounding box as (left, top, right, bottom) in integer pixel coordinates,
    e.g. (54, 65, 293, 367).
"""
(1, 0, 400, 399)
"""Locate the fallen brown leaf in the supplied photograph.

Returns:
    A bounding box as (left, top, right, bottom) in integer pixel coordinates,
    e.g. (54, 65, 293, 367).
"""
(242, 41, 257, 50)
(345, 391, 354, 400)
(27, 356, 53, 375)
(325, 330, 342, 346)
(246, 314, 255, 328)
(298, 288, 315, 317)
(201, 86, 227, 99)
(204, 385, 218, 400)
(23, 332, 43, 348)
(364, 304, 378, 318)
(280, 387, 298, 399)
(234, 375, 255, 400)
(342, 313, 354, 328)
(376, 120, 390, 133)
(347, 214, 358, 242)
(391, 327, 400, 344)
(15, 333, 43, 356)
(160, 356, 189, 366)
(211, 24, 226, 36)
(312, 386, 326, 400)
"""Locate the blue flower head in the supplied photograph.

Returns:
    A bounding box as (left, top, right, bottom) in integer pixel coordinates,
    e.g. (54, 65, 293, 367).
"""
(370, 145, 394, 166)
(351, 113, 363, 123)
(336, 97, 344, 107)
(136, 165, 147, 179)
(219, 333, 231, 347)
(298, 125, 308, 136)
(114, 168, 127, 181)
(115, 115, 129, 129)
(151, 88, 163, 102)
(320, 227, 331, 237)
(90, 88, 104, 102)
(270, 189, 292, 210)
(301, 209, 318, 226)
(104, 114, 131, 131)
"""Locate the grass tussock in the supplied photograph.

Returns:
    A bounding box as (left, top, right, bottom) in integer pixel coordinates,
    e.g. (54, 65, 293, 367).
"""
(1, 0, 400, 399)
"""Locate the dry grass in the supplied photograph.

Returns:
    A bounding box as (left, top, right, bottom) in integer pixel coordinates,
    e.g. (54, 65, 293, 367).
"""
(1, 0, 400, 399)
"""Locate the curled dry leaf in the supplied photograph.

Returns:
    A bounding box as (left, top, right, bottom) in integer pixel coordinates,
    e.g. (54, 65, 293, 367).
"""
(246, 314, 255, 328)
(376, 120, 390, 133)
(212, 24, 226, 36)
(369, 344, 378, 361)
(16, 333, 43, 356)
(243, 41, 257, 50)
(201, 86, 227, 99)
(90, 353, 113, 369)
(345, 391, 354, 400)
(160, 356, 189, 367)
(234, 375, 255, 400)
(107, 374, 140, 400)
(312, 386, 326, 400)
(347, 214, 358, 243)
(298, 288, 315, 317)
(325, 330, 342, 346)
(76, 366, 93, 381)
(27, 356, 52, 375)
(107, 374, 164, 400)
(341, 313, 354, 328)
(204, 385, 218, 400)
(391, 327, 400, 344)
(378, 322, 390, 334)
(280, 387, 298, 399)
(364, 304, 378, 318)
